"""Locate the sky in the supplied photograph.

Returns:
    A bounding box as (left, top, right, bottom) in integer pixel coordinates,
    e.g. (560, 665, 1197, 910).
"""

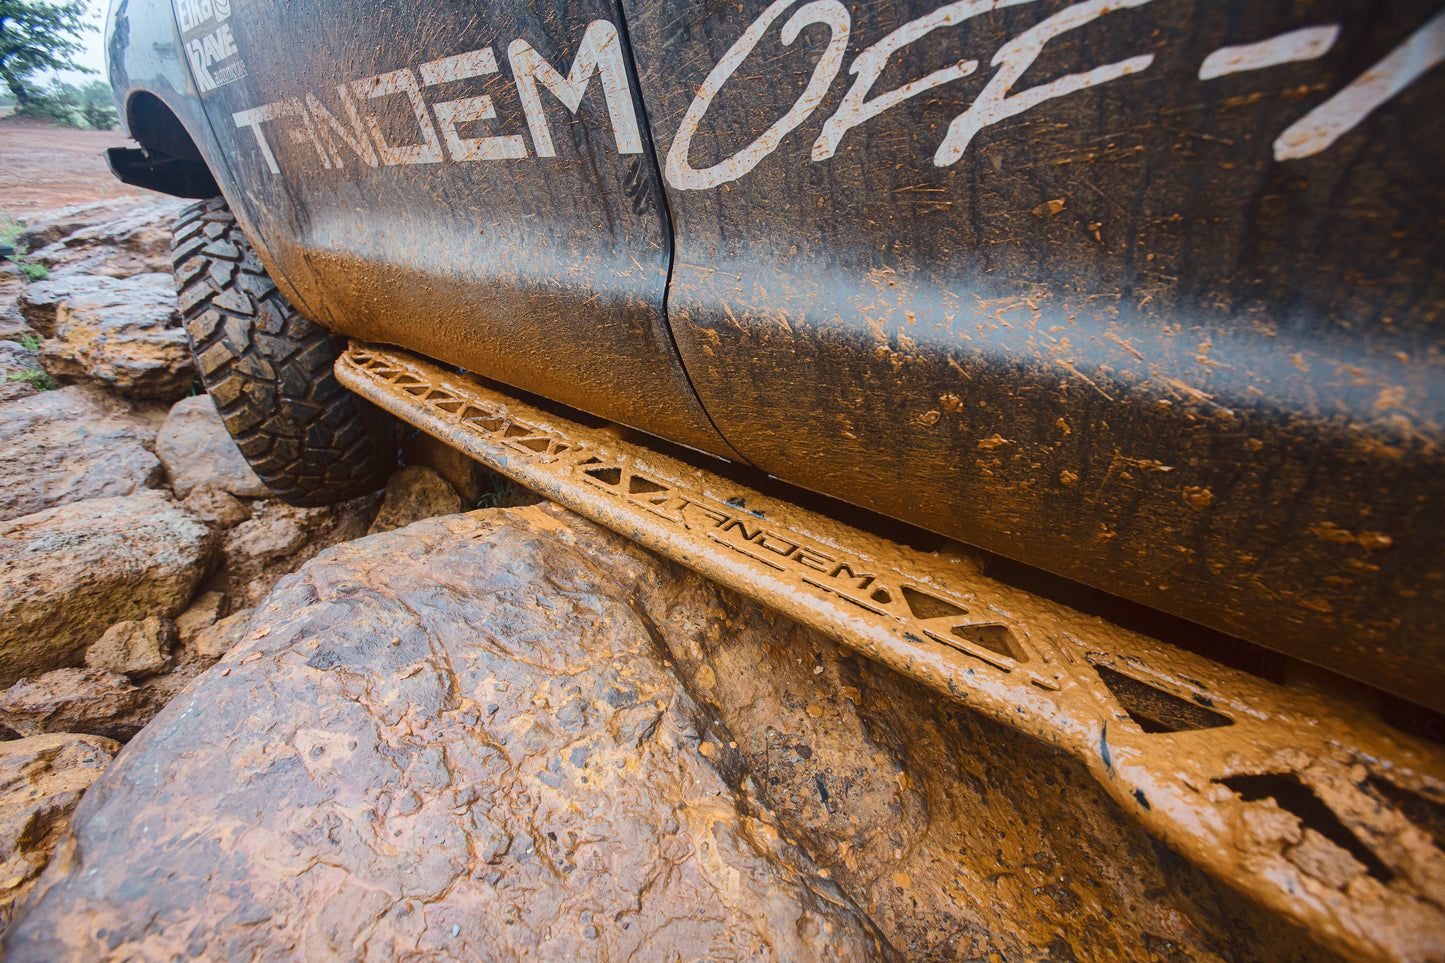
(48, 0, 112, 87)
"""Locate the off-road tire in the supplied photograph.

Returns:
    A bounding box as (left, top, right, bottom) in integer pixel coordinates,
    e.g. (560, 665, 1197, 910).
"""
(172, 197, 395, 506)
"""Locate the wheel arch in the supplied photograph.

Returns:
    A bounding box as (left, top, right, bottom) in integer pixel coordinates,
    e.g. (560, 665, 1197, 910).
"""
(106, 91, 221, 199)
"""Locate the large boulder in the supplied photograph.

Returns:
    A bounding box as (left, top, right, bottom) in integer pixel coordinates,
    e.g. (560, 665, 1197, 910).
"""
(3, 506, 892, 962)
(0, 385, 166, 522)
(0, 490, 215, 687)
(14, 200, 159, 252)
(37, 273, 193, 399)
(19, 199, 184, 280)
(155, 395, 270, 499)
(0, 734, 120, 933)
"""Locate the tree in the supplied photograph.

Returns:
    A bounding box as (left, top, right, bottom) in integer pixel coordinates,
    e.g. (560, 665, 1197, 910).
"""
(0, 1, 94, 110)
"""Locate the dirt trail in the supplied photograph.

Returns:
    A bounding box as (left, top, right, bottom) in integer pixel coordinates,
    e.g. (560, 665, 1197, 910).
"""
(0, 117, 149, 218)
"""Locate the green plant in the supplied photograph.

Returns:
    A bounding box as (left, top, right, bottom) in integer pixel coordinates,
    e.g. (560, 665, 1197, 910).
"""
(1, 209, 49, 280)
(5, 369, 58, 391)
(474, 472, 519, 509)
(16, 332, 41, 350)
(81, 99, 117, 130)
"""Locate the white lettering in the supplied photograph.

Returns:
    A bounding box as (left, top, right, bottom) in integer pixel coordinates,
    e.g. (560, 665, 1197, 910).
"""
(306, 90, 379, 168)
(507, 20, 642, 158)
(350, 68, 445, 166)
(1198, 24, 1338, 81)
(665, 0, 850, 191)
(202, 23, 238, 64)
(1274, 9, 1445, 161)
(233, 101, 304, 175)
(814, 0, 1039, 161)
(934, 0, 1157, 166)
(185, 38, 215, 92)
(419, 48, 528, 161)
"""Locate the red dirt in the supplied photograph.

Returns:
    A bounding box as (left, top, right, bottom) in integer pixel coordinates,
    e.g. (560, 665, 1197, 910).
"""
(0, 116, 149, 218)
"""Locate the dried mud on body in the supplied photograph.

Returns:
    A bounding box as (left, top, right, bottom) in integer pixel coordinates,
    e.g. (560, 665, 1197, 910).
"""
(0, 195, 1369, 961)
(3, 505, 1336, 962)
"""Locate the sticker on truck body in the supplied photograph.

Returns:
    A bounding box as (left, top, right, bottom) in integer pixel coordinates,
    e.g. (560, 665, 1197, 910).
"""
(175, 0, 248, 92)
(225, 3, 1445, 181)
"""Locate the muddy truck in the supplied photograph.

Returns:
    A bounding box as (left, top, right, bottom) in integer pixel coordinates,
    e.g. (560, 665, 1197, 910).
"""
(103, 0, 1445, 958)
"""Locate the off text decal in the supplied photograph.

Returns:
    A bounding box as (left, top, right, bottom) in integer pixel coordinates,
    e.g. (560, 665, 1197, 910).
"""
(666, 0, 1445, 188)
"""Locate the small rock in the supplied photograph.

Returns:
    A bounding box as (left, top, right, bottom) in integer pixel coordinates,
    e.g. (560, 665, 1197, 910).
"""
(175, 591, 227, 643)
(225, 505, 312, 561)
(219, 496, 378, 607)
(0, 340, 44, 404)
(191, 608, 254, 660)
(0, 491, 215, 687)
(0, 733, 121, 930)
(0, 669, 143, 742)
(84, 616, 176, 678)
(0, 314, 40, 347)
(0, 385, 167, 522)
(38, 273, 194, 399)
(0, 340, 41, 376)
(366, 465, 464, 535)
(181, 485, 251, 528)
(156, 395, 270, 498)
(401, 431, 538, 508)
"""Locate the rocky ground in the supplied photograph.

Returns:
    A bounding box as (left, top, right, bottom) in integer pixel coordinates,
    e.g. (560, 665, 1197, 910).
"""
(0, 199, 510, 924)
(0, 199, 1337, 961)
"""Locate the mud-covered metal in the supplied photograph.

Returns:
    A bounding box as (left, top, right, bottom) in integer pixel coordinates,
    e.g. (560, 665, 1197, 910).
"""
(338, 342, 1445, 963)
(108, 1, 1445, 703)
(621, 0, 1445, 711)
(153, 0, 736, 460)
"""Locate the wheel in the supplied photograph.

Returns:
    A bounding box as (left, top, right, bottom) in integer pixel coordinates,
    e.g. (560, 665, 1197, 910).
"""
(172, 197, 396, 506)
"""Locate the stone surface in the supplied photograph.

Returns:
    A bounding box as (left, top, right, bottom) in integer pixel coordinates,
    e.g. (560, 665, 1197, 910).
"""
(190, 608, 254, 661)
(0, 340, 43, 404)
(16, 275, 116, 337)
(4, 507, 892, 962)
(156, 395, 270, 499)
(0, 733, 121, 933)
(219, 496, 378, 607)
(84, 617, 176, 678)
(174, 591, 227, 643)
(400, 431, 540, 509)
(24, 198, 186, 279)
(38, 273, 193, 399)
(0, 314, 39, 348)
(180, 485, 251, 529)
(14, 200, 159, 252)
(366, 465, 464, 535)
(0, 490, 215, 687)
(0, 670, 143, 743)
(0, 385, 167, 522)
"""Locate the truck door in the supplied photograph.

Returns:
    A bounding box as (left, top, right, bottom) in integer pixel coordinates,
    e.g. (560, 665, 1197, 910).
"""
(621, 0, 1445, 708)
(176, 0, 738, 458)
